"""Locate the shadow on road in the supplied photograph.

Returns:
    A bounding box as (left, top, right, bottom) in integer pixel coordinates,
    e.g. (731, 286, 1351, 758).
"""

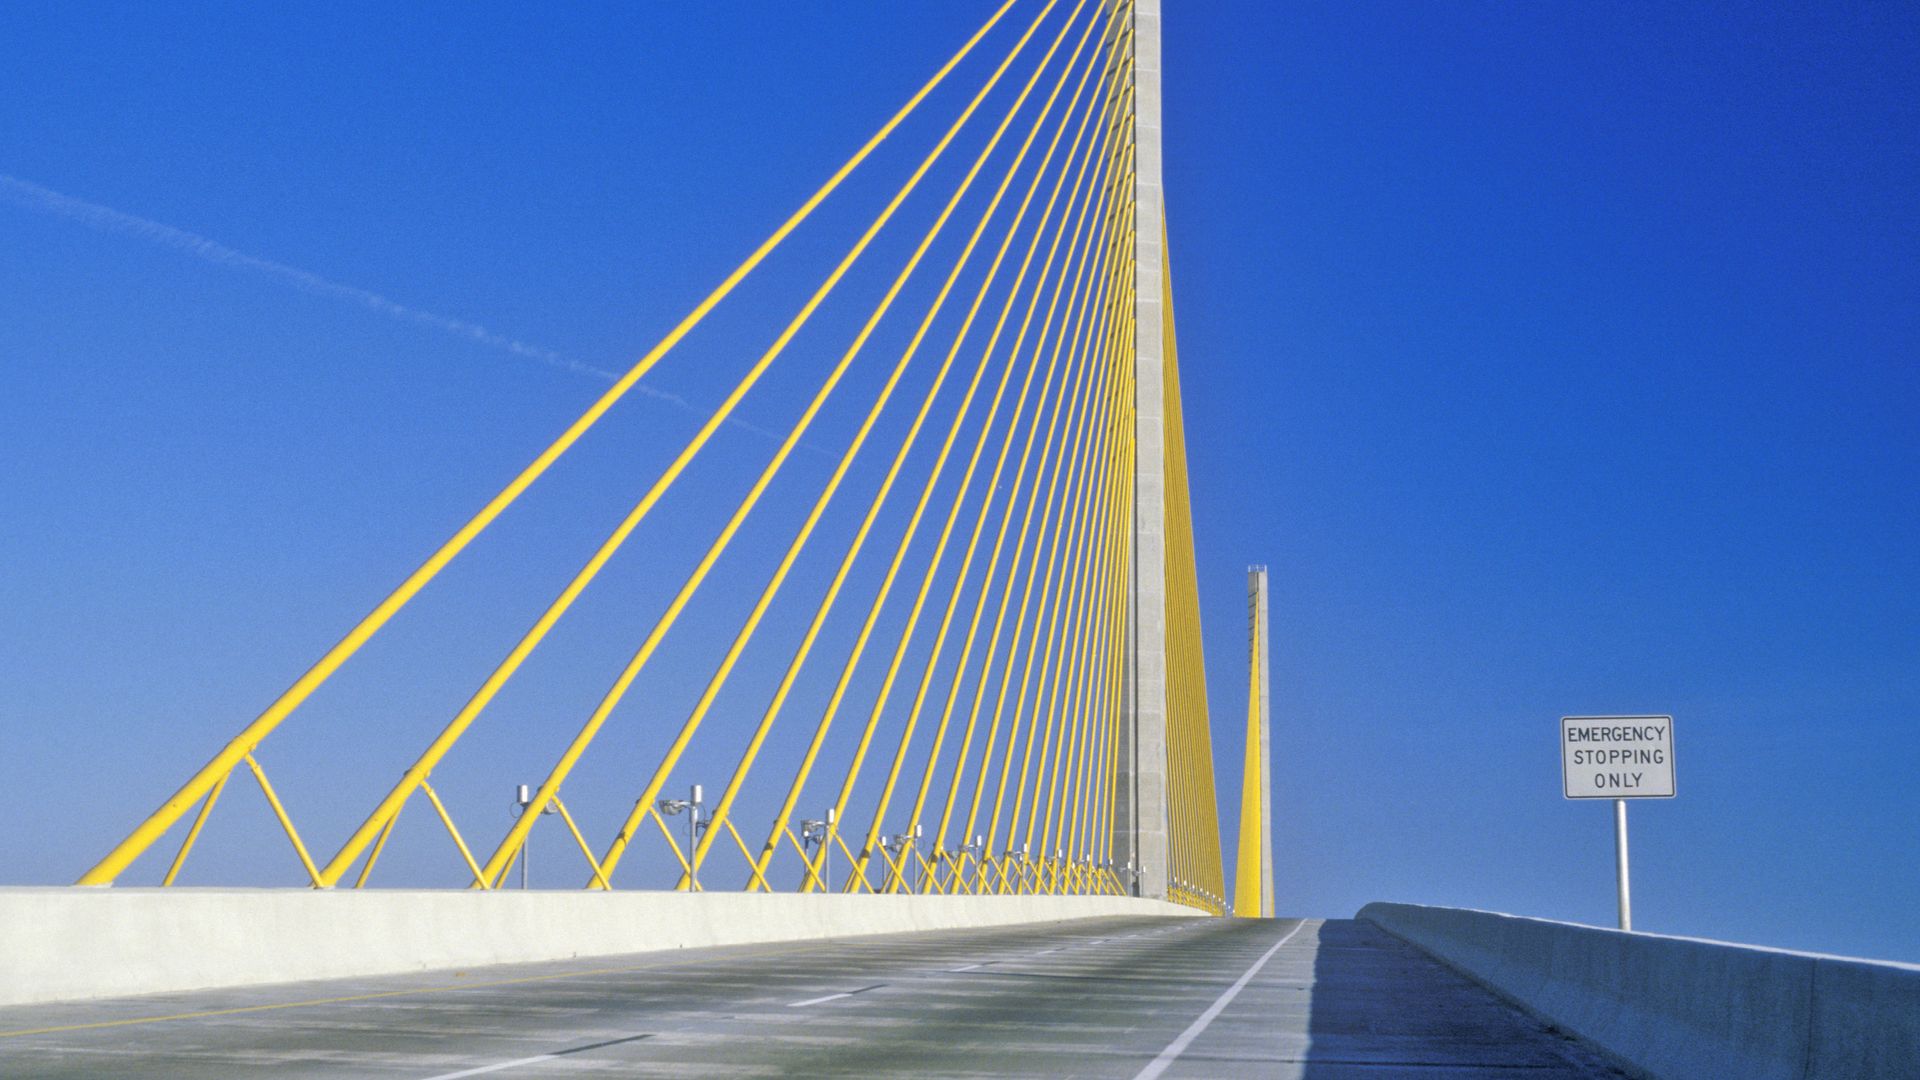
(1302, 918, 1627, 1079)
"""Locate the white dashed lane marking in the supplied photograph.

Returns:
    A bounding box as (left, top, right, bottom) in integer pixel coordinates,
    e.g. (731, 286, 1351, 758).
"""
(786, 984, 885, 1008)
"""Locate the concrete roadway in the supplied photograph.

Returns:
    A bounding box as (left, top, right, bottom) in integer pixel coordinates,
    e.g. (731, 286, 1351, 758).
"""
(0, 916, 1627, 1078)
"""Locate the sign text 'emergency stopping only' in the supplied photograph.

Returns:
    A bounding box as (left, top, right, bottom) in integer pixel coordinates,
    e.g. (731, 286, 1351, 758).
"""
(1560, 715, 1675, 799)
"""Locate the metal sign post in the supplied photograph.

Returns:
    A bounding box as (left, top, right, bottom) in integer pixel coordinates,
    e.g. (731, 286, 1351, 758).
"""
(1613, 798, 1631, 930)
(1560, 716, 1675, 932)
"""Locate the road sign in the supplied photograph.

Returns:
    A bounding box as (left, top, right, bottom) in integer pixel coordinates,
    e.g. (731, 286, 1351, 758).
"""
(1561, 715, 1675, 932)
(1561, 715, 1675, 800)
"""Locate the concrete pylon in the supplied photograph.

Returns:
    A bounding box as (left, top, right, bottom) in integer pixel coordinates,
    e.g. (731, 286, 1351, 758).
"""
(1234, 566, 1274, 916)
(1114, 0, 1171, 901)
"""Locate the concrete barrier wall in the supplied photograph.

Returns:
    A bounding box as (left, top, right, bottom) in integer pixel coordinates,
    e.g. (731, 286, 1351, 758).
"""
(1360, 901, 1920, 1080)
(0, 888, 1198, 1007)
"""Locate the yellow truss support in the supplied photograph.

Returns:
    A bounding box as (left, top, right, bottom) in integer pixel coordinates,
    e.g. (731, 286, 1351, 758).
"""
(416, 779, 487, 891)
(161, 771, 228, 888)
(353, 806, 402, 889)
(244, 755, 322, 889)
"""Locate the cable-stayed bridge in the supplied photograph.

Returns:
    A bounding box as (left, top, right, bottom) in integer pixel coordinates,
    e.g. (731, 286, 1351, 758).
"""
(3, 4, 1915, 1078)
(75, 0, 1230, 913)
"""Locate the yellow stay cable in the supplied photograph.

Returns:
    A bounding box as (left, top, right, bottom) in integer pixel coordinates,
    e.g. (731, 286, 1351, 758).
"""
(1036, 430, 1115, 883)
(785, 9, 1118, 889)
(1074, 123, 1135, 888)
(1073, 404, 1130, 877)
(817, 29, 1128, 887)
(960, 121, 1133, 864)
(77, 0, 1022, 889)
(924, 50, 1132, 856)
(1091, 342, 1135, 880)
(766, 48, 1128, 893)
(641, 0, 1110, 887)
(1161, 212, 1225, 903)
(966, 147, 1129, 869)
(728, 41, 1117, 890)
(559, 0, 1087, 890)
(1071, 49, 1137, 888)
(825, 10, 1131, 886)
(1056, 336, 1130, 879)
(992, 163, 1133, 868)
(895, 34, 1129, 864)
(1091, 318, 1136, 870)
(1024, 223, 1128, 879)
(944, 76, 1129, 869)
(637, 0, 1090, 891)
(890, 212, 1119, 892)
(329, 4, 1052, 883)
(988, 258, 1121, 882)
(1082, 192, 1135, 886)
(449, 0, 1068, 891)
(1024, 219, 1130, 875)
(1165, 261, 1228, 901)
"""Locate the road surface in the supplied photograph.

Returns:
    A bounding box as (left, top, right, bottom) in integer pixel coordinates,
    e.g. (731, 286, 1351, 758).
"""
(0, 915, 1625, 1078)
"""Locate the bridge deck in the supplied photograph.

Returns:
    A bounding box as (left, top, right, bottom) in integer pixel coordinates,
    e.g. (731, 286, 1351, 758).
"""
(0, 916, 1625, 1078)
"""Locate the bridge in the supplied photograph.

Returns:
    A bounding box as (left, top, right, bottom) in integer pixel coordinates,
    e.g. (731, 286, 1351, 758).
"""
(3, 3, 1916, 1078)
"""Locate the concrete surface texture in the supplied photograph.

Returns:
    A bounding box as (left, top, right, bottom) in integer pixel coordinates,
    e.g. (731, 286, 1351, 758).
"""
(1362, 901, 1920, 1080)
(0, 915, 1627, 1078)
(0, 888, 1195, 1008)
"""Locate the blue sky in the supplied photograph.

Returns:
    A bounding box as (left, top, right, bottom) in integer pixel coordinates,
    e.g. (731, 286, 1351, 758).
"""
(2, 3, 1915, 961)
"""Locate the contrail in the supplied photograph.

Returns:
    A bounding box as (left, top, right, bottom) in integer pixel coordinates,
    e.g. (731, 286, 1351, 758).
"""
(0, 173, 796, 445)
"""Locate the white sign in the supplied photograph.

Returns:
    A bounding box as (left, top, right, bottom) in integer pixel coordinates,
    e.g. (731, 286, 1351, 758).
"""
(1561, 716, 1675, 799)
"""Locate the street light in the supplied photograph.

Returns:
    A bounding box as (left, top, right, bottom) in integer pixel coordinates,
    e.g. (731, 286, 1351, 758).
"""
(656, 783, 706, 891)
(800, 806, 836, 892)
(885, 822, 923, 891)
(510, 784, 558, 890)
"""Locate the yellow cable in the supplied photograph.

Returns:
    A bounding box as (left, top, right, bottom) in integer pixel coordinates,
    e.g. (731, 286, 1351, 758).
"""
(77, 0, 1021, 889)
(470, 0, 1069, 890)
(753, 37, 1131, 895)
(967, 114, 1133, 862)
(927, 50, 1132, 854)
(1083, 432, 1128, 871)
(575, 1, 1086, 894)
(601, 0, 1096, 891)
(1032, 223, 1132, 876)
(781, 0, 1104, 893)
(668, 0, 1110, 888)
(993, 228, 1123, 866)
(997, 163, 1134, 860)
(949, 58, 1131, 885)
(1097, 328, 1135, 875)
(1026, 249, 1124, 876)
(818, 6, 1126, 890)
(1059, 326, 1129, 877)
(872, 1, 1131, 873)
(975, 154, 1129, 864)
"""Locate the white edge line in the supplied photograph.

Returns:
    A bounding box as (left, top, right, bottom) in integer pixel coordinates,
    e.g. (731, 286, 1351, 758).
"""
(1133, 921, 1305, 1080)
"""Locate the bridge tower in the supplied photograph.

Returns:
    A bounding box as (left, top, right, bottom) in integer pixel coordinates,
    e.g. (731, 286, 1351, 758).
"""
(1234, 566, 1275, 917)
(1116, 0, 1172, 900)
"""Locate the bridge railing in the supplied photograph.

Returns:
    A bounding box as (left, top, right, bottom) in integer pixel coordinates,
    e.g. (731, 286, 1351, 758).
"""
(1362, 902, 1920, 1080)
